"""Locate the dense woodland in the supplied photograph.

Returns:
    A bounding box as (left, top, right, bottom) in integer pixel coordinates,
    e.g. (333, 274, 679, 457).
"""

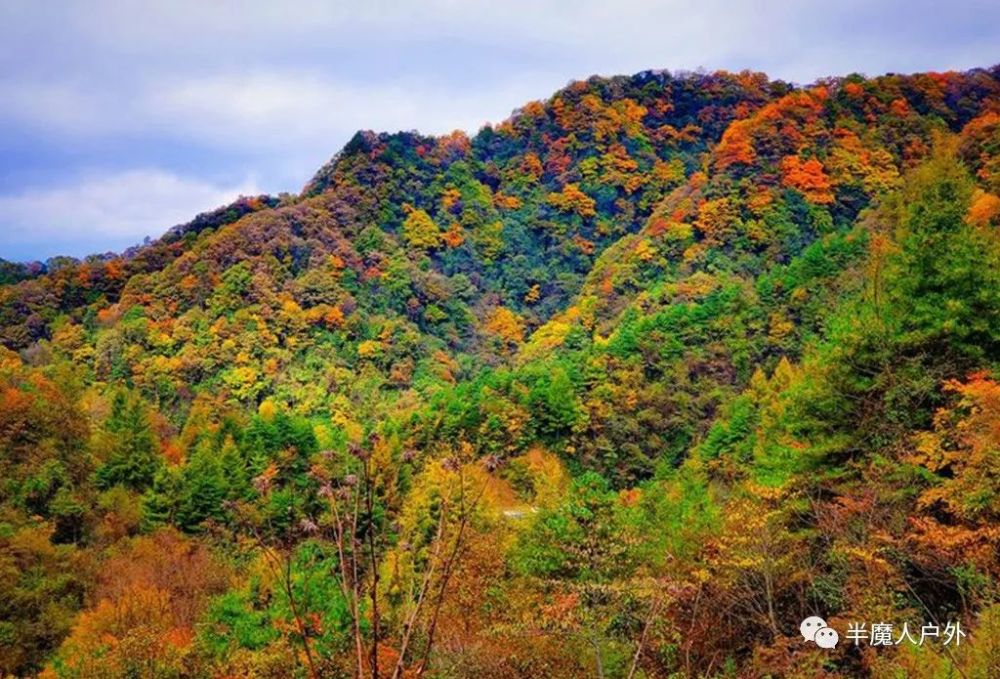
(2, 66, 1000, 677)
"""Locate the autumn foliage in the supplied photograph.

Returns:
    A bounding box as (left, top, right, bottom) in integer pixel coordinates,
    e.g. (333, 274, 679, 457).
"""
(2, 65, 1000, 678)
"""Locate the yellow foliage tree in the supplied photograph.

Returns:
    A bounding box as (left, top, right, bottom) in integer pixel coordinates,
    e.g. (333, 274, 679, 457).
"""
(401, 207, 441, 250)
(547, 183, 597, 218)
(484, 307, 524, 346)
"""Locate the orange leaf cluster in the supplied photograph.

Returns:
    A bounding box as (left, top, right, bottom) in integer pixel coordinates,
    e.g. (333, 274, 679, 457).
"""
(780, 155, 835, 204)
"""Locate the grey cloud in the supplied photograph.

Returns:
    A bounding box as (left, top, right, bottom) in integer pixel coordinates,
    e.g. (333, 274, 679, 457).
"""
(0, 0, 997, 260)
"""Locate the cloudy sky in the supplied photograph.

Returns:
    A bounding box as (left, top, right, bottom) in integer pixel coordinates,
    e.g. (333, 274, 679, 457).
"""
(0, 1, 997, 261)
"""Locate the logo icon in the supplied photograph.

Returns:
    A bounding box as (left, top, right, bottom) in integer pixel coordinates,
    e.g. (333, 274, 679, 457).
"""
(800, 616, 839, 649)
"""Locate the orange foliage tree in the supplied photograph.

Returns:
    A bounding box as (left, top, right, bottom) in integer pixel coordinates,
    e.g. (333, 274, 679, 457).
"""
(780, 155, 835, 204)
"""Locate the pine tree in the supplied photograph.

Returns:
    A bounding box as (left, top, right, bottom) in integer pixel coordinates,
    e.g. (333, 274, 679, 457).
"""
(177, 442, 229, 531)
(94, 391, 160, 491)
(887, 142, 1000, 364)
(141, 465, 181, 530)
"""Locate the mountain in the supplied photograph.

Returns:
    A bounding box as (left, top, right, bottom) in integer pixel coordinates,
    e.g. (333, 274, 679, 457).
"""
(2, 66, 1000, 678)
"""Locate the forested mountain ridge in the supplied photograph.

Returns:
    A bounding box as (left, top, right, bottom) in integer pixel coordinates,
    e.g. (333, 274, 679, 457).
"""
(2, 66, 1000, 677)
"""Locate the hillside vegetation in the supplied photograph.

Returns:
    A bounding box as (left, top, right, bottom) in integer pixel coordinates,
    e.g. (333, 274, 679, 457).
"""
(2, 66, 1000, 677)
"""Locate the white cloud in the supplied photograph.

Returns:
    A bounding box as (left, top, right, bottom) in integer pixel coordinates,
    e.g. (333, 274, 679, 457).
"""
(0, 69, 565, 165)
(3, 1, 995, 150)
(0, 0, 996, 259)
(0, 69, 566, 194)
(0, 170, 259, 260)
(148, 72, 557, 146)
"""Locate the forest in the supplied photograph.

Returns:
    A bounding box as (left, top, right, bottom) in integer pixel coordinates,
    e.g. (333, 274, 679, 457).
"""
(1, 65, 1000, 677)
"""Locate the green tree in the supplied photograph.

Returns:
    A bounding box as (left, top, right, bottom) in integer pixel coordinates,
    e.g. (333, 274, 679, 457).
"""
(94, 391, 160, 491)
(885, 142, 1000, 363)
(177, 442, 229, 531)
(512, 471, 627, 581)
(141, 465, 181, 530)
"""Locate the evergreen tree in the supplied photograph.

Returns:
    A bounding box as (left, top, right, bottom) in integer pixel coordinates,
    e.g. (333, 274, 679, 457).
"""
(141, 465, 181, 530)
(886, 142, 1000, 364)
(177, 442, 229, 531)
(94, 391, 160, 491)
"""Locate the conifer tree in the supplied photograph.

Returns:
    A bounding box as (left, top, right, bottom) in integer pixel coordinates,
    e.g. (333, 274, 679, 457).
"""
(94, 391, 160, 491)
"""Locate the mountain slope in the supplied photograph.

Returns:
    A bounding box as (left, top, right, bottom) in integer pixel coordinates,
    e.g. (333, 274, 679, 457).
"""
(2, 66, 1000, 678)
